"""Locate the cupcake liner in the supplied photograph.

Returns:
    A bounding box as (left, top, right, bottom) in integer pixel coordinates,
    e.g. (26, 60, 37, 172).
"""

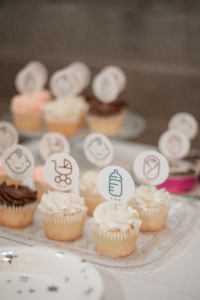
(87, 111, 125, 136)
(90, 218, 141, 257)
(79, 190, 106, 215)
(40, 207, 88, 241)
(130, 201, 171, 231)
(0, 202, 38, 228)
(12, 112, 44, 131)
(46, 120, 80, 137)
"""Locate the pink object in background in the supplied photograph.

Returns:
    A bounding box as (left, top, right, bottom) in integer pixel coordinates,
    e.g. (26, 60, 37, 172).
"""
(157, 175, 197, 194)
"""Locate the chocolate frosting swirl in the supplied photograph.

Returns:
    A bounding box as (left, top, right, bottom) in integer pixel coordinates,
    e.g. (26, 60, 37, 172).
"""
(0, 182, 37, 206)
(89, 100, 122, 116)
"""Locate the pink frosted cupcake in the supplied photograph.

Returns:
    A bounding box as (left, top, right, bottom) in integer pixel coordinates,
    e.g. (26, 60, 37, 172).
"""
(10, 90, 52, 131)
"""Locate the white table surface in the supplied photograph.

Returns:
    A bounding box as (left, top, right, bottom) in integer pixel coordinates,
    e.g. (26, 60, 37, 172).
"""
(1, 207, 200, 300)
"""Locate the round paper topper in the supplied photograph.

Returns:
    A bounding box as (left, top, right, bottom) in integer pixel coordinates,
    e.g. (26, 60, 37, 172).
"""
(133, 150, 169, 186)
(97, 166, 135, 203)
(0, 121, 19, 154)
(158, 129, 190, 159)
(92, 72, 119, 103)
(68, 61, 91, 88)
(44, 153, 79, 191)
(2, 145, 35, 181)
(49, 68, 80, 98)
(40, 132, 70, 161)
(84, 133, 113, 167)
(168, 112, 198, 140)
(102, 65, 127, 92)
(15, 61, 48, 94)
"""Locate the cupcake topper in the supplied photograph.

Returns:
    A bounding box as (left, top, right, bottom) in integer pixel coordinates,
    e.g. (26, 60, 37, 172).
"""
(39, 132, 70, 161)
(92, 66, 126, 103)
(168, 112, 198, 140)
(15, 61, 48, 94)
(84, 133, 113, 167)
(97, 166, 135, 204)
(44, 153, 79, 191)
(68, 61, 91, 88)
(133, 150, 169, 186)
(158, 129, 191, 160)
(2, 145, 35, 181)
(0, 121, 19, 154)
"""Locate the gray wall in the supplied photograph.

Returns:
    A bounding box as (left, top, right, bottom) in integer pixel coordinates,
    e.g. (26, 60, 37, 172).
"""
(0, 0, 200, 146)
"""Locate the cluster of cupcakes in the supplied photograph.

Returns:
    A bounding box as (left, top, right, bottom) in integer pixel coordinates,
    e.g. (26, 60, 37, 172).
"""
(10, 61, 128, 137)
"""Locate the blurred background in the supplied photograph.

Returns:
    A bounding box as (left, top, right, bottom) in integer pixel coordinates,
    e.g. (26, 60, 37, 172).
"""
(0, 0, 200, 147)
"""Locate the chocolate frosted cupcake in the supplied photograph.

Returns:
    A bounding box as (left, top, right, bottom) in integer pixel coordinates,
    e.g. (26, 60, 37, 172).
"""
(0, 182, 37, 228)
(87, 99, 126, 136)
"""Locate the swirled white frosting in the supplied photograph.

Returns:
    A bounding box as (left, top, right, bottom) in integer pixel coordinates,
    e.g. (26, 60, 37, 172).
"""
(38, 190, 85, 216)
(79, 170, 99, 194)
(93, 201, 141, 232)
(131, 185, 170, 207)
(44, 96, 89, 122)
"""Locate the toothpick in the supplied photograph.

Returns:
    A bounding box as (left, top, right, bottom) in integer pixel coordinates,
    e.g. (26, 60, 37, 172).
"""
(97, 166, 101, 173)
(148, 185, 151, 192)
(115, 203, 117, 211)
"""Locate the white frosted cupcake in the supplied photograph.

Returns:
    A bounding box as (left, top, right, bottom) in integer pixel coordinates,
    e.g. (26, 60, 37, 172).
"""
(44, 96, 89, 137)
(129, 185, 171, 231)
(90, 201, 142, 257)
(38, 190, 87, 241)
(79, 170, 106, 215)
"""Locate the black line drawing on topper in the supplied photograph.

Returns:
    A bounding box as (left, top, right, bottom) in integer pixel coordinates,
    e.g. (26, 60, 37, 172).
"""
(167, 135, 181, 155)
(176, 118, 192, 135)
(87, 137, 110, 161)
(46, 137, 65, 157)
(5, 149, 31, 174)
(55, 74, 73, 96)
(0, 125, 15, 152)
(143, 155, 160, 180)
(24, 72, 36, 93)
(52, 159, 72, 185)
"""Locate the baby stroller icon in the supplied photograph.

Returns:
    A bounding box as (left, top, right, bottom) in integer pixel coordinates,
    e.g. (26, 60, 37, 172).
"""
(52, 159, 72, 185)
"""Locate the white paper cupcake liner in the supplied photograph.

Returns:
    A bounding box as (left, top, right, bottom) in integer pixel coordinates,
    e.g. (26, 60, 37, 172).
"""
(89, 218, 142, 241)
(0, 201, 38, 213)
(132, 200, 171, 218)
(40, 207, 88, 225)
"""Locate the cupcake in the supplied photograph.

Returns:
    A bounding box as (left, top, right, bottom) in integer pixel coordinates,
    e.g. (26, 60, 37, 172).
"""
(79, 170, 106, 215)
(129, 185, 171, 231)
(87, 100, 126, 136)
(157, 160, 198, 194)
(44, 96, 89, 137)
(10, 90, 52, 131)
(38, 190, 88, 241)
(90, 201, 142, 257)
(0, 182, 37, 228)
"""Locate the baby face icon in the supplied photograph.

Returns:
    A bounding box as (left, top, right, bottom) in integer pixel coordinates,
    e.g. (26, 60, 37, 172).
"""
(5, 149, 31, 174)
(88, 137, 110, 161)
(143, 156, 160, 180)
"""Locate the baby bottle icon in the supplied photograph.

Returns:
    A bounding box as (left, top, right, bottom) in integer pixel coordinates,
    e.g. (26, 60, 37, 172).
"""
(109, 169, 123, 197)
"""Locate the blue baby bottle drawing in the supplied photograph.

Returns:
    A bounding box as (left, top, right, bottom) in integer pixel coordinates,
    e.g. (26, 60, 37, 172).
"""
(109, 169, 123, 197)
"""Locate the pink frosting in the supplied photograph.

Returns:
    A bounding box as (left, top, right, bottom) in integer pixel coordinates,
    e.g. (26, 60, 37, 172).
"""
(0, 157, 6, 177)
(10, 90, 52, 114)
(31, 165, 50, 187)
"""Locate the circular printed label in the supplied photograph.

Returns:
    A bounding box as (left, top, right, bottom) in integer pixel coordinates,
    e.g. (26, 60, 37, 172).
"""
(133, 150, 169, 186)
(102, 65, 127, 92)
(15, 62, 47, 94)
(84, 133, 113, 167)
(49, 68, 80, 98)
(0, 122, 19, 154)
(39, 132, 70, 161)
(97, 166, 135, 203)
(168, 112, 198, 140)
(68, 61, 91, 87)
(44, 153, 79, 191)
(158, 129, 191, 159)
(92, 73, 119, 103)
(2, 145, 35, 181)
